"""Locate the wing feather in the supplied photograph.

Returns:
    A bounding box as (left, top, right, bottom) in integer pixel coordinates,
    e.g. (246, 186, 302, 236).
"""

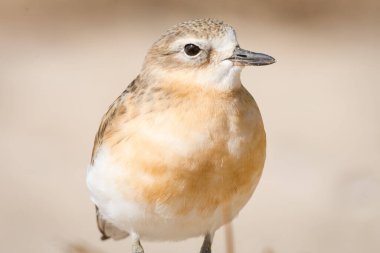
(90, 79, 137, 164)
(90, 79, 138, 240)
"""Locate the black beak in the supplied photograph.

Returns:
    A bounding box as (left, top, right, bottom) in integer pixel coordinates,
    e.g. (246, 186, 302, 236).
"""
(227, 47, 276, 66)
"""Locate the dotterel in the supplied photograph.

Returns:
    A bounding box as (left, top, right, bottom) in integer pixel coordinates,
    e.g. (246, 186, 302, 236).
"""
(87, 18, 275, 253)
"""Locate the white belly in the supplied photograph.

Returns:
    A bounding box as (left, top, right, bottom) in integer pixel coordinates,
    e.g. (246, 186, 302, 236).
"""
(87, 146, 260, 241)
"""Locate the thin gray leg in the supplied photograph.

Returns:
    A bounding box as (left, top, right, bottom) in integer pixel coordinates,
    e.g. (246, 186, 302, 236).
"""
(200, 233, 214, 253)
(131, 234, 144, 253)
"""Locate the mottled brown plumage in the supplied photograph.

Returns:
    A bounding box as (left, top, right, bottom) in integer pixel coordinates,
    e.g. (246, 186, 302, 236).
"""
(91, 79, 141, 164)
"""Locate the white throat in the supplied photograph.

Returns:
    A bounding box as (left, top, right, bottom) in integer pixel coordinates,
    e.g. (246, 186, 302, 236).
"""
(194, 62, 243, 90)
(143, 63, 243, 91)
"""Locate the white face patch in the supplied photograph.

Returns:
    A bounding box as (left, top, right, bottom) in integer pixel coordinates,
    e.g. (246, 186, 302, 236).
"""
(212, 27, 238, 54)
(196, 28, 240, 90)
(165, 27, 241, 90)
(195, 62, 243, 90)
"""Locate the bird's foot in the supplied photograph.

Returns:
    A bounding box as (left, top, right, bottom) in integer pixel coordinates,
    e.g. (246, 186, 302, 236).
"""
(132, 238, 144, 253)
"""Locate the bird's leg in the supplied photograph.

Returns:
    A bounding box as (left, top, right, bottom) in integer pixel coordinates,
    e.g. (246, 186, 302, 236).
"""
(131, 234, 144, 253)
(200, 233, 214, 253)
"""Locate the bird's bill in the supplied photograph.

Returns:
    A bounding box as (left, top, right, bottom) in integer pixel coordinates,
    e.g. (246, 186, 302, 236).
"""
(227, 47, 276, 66)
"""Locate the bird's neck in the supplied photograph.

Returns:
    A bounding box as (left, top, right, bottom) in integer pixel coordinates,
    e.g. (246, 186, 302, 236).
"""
(140, 65, 243, 92)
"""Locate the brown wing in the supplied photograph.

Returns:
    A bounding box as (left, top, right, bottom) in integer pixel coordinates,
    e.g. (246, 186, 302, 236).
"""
(90, 79, 138, 240)
(90, 79, 137, 164)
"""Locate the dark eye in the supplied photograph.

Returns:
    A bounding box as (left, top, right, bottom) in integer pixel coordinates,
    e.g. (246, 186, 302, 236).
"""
(184, 44, 201, 56)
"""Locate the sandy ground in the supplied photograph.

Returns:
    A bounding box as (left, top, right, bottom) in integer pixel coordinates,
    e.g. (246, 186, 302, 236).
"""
(1, 1, 380, 253)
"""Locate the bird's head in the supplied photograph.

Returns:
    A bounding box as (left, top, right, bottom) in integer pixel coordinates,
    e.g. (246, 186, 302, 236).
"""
(141, 19, 275, 91)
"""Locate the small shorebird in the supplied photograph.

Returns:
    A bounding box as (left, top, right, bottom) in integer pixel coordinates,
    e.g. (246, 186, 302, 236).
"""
(87, 18, 275, 253)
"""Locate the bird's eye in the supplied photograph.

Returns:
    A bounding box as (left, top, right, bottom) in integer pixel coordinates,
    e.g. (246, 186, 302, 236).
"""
(184, 44, 201, 56)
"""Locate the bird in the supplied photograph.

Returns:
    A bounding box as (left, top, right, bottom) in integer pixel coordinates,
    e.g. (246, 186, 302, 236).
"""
(86, 18, 275, 253)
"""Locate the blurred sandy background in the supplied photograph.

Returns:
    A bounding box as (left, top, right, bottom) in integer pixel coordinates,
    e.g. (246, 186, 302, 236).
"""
(1, 0, 379, 253)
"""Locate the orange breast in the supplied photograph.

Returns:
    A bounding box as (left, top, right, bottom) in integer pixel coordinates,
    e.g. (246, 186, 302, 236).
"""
(105, 84, 266, 216)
